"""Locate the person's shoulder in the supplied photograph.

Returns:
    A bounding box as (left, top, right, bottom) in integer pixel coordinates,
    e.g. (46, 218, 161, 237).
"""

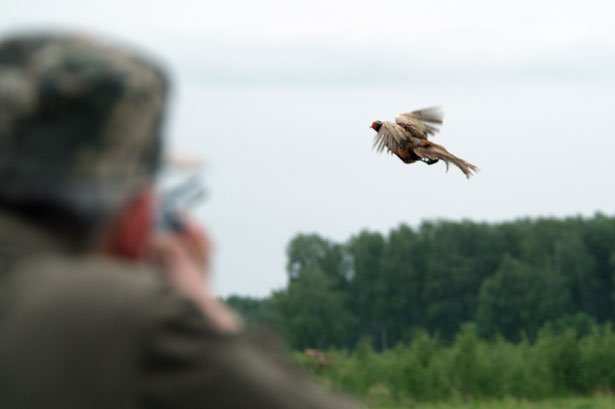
(9, 254, 202, 332)
(17, 254, 160, 299)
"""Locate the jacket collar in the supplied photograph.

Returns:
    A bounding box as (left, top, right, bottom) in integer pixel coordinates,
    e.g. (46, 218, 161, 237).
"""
(0, 211, 70, 261)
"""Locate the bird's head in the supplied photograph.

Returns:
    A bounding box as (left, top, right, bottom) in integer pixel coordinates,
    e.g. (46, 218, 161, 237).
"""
(370, 121, 383, 131)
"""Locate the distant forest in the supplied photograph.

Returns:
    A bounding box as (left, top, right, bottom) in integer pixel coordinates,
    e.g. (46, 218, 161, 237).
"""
(226, 214, 615, 351)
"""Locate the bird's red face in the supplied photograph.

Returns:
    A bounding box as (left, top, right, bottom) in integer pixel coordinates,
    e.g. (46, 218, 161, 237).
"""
(370, 121, 383, 131)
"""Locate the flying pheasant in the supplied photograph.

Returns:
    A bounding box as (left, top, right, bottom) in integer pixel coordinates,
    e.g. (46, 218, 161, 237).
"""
(370, 107, 478, 178)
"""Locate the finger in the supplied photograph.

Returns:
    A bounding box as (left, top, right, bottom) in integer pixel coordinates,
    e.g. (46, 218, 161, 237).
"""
(175, 214, 212, 266)
(149, 233, 191, 270)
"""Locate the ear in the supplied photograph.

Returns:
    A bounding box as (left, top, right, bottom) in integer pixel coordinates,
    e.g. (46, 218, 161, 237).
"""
(101, 187, 156, 261)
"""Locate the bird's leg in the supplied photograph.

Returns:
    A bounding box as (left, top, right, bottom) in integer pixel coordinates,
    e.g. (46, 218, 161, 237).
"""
(421, 158, 439, 165)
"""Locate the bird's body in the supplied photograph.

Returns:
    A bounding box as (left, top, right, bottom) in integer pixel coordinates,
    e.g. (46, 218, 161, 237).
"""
(371, 107, 478, 178)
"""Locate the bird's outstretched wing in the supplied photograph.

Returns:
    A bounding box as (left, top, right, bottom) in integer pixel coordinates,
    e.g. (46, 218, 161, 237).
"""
(395, 106, 443, 140)
(373, 121, 408, 154)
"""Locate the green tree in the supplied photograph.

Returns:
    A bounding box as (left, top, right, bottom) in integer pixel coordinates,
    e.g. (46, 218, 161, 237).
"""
(286, 233, 351, 291)
(379, 224, 424, 348)
(580, 213, 615, 321)
(476, 256, 569, 340)
(274, 268, 356, 349)
(225, 295, 280, 328)
(420, 221, 495, 340)
(347, 230, 386, 348)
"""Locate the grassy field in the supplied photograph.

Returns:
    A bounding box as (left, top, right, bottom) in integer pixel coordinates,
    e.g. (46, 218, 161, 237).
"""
(371, 396, 615, 409)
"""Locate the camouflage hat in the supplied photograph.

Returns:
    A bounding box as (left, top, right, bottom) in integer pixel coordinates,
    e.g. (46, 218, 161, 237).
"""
(0, 32, 169, 212)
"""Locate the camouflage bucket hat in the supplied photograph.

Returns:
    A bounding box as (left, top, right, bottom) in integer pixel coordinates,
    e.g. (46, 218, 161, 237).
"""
(0, 32, 169, 211)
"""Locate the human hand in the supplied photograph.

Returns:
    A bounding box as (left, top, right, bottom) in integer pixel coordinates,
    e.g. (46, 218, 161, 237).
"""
(150, 215, 242, 334)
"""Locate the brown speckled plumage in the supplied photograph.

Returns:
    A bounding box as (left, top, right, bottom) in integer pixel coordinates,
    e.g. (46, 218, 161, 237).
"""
(372, 107, 478, 178)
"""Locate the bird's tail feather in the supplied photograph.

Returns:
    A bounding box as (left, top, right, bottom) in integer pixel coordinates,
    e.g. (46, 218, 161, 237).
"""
(415, 144, 478, 178)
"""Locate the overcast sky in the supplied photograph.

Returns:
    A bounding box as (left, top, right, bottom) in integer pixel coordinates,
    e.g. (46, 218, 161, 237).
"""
(2, 1, 615, 296)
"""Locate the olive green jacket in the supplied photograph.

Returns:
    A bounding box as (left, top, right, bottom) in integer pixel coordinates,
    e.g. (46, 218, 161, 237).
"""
(0, 212, 361, 409)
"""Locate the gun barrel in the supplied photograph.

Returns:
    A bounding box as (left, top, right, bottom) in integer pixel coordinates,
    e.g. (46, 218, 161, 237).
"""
(157, 175, 206, 231)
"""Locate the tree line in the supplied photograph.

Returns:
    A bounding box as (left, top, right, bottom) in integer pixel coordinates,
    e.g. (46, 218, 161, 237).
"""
(227, 213, 615, 351)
